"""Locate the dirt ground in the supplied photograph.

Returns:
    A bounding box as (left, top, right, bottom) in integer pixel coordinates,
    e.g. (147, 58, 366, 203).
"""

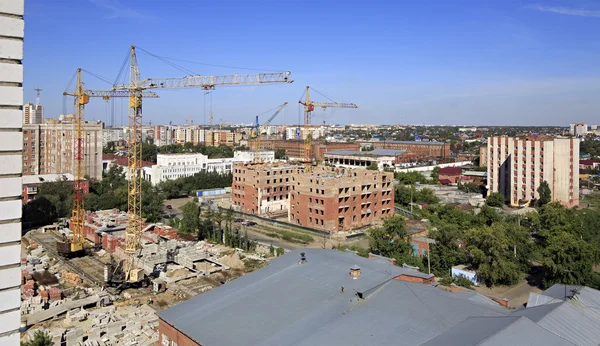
(474, 279, 542, 308)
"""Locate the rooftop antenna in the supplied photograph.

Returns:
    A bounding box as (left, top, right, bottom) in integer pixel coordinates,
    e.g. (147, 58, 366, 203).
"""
(34, 87, 42, 106)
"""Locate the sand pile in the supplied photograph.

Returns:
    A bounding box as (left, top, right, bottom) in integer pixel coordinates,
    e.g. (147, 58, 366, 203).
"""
(219, 252, 245, 269)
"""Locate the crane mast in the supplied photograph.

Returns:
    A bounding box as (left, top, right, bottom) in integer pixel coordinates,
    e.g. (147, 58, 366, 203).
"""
(299, 86, 357, 163)
(58, 69, 159, 258)
(114, 45, 293, 283)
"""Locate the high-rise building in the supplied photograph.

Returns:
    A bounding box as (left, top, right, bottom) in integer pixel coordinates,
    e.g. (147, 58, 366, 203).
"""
(570, 123, 588, 137)
(0, 0, 24, 343)
(23, 102, 43, 124)
(486, 136, 579, 207)
(23, 117, 103, 180)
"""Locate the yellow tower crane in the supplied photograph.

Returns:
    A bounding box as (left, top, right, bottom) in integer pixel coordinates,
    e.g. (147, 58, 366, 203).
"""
(112, 45, 293, 283)
(58, 68, 159, 257)
(299, 86, 357, 163)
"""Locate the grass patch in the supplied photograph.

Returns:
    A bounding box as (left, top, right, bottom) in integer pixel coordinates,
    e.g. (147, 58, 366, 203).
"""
(256, 224, 315, 244)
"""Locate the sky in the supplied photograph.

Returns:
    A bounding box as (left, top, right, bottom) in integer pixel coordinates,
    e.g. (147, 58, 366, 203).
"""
(23, 0, 600, 126)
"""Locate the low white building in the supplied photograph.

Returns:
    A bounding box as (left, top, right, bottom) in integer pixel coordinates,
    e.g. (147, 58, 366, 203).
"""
(233, 150, 275, 163)
(143, 153, 240, 185)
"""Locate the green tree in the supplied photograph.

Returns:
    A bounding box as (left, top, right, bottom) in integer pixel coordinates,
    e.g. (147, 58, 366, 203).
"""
(21, 330, 53, 346)
(37, 179, 74, 219)
(428, 224, 467, 277)
(537, 181, 551, 207)
(369, 215, 413, 261)
(486, 192, 505, 208)
(430, 166, 440, 183)
(367, 162, 379, 170)
(274, 148, 286, 160)
(542, 231, 596, 287)
(180, 201, 200, 234)
(394, 172, 427, 185)
(22, 197, 58, 227)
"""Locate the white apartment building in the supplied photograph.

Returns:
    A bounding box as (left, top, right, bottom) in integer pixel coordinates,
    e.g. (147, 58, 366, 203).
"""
(143, 152, 241, 185)
(23, 102, 43, 124)
(102, 126, 126, 146)
(233, 150, 275, 163)
(487, 136, 579, 208)
(285, 126, 324, 141)
(570, 123, 588, 137)
(0, 0, 24, 343)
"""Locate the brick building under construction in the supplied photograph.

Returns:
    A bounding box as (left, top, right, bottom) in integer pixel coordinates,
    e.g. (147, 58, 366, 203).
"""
(289, 166, 394, 232)
(232, 163, 394, 232)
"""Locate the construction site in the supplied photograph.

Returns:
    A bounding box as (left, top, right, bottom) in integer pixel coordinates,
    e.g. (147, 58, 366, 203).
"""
(19, 44, 367, 345)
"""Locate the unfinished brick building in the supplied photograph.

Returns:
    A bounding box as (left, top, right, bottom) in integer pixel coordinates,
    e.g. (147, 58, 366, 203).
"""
(288, 166, 394, 232)
(232, 162, 305, 215)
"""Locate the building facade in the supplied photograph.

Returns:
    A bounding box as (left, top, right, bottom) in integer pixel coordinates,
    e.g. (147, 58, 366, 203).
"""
(233, 150, 275, 163)
(324, 149, 418, 170)
(289, 166, 394, 232)
(22, 174, 88, 205)
(23, 118, 103, 180)
(0, 0, 24, 343)
(365, 140, 451, 161)
(23, 102, 43, 124)
(232, 162, 305, 214)
(102, 126, 126, 147)
(570, 123, 588, 137)
(487, 136, 579, 207)
(143, 153, 239, 185)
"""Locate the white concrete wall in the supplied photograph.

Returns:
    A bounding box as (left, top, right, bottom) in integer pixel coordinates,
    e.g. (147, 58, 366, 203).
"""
(394, 161, 473, 173)
(0, 0, 23, 342)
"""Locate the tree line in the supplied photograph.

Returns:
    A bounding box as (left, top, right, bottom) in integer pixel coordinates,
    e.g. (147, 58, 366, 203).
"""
(22, 165, 233, 228)
(363, 183, 600, 289)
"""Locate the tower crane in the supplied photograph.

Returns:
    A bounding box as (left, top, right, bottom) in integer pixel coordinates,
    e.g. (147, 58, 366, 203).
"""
(299, 86, 357, 163)
(252, 102, 288, 162)
(112, 45, 293, 283)
(58, 68, 159, 257)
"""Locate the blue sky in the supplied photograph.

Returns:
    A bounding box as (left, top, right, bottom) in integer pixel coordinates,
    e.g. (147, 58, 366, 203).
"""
(23, 0, 600, 126)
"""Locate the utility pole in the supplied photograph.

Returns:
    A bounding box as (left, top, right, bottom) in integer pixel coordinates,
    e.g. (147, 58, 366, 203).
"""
(427, 240, 431, 275)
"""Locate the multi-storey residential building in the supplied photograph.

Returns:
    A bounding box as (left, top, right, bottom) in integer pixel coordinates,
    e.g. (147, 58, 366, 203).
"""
(232, 162, 305, 214)
(233, 150, 275, 163)
(248, 139, 360, 161)
(143, 152, 240, 185)
(23, 102, 43, 124)
(285, 125, 325, 141)
(102, 126, 126, 147)
(570, 123, 588, 137)
(23, 118, 103, 180)
(0, 0, 24, 343)
(289, 166, 394, 232)
(487, 136, 579, 207)
(153, 125, 175, 146)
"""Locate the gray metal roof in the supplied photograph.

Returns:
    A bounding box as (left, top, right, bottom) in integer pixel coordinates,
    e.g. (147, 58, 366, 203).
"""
(420, 316, 575, 346)
(361, 140, 447, 146)
(157, 249, 509, 346)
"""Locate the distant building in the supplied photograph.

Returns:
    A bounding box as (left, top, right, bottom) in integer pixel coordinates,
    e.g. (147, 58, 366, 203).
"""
(102, 126, 126, 147)
(479, 146, 488, 167)
(23, 117, 103, 180)
(143, 153, 239, 185)
(324, 148, 418, 170)
(248, 139, 360, 161)
(233, 150, 275, 163)
(438, 167, 462, 185)
(23, 102, 43, 124)
(570, 123, 588, 137)
(285, 125, 325, 141)
(486, 136, 579, 207)
(289, 166, 394, 232)
(22, 173, 88, 205)
(579, 159, 600, 171)
(361, 140, 451, 161)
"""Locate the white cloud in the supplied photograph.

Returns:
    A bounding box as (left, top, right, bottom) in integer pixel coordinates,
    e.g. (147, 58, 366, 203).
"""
(526, 4, 600, 17)
(89, 0, 151, 19)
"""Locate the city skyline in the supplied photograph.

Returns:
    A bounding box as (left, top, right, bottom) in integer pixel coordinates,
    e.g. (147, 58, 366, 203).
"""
(23, 0, 600, 126)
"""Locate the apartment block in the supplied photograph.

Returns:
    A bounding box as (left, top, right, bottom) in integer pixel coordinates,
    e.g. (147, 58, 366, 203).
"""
(289, 167, 394, 232)
(23, 117, 103, 180)
(153, 125, 175, 146)
(248, 139, 360, 161)
(487, 136, 579, 207)
(232, 163, 305, 214)
(144, 153, 240, 186)
(23, 102, 43, 124)
(0, 0, 24, 343)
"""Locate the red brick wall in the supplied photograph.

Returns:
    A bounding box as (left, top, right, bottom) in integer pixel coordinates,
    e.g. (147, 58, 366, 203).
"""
(373, 141, 450, 159)
(394, 274, 434, 284)
(159, 318, 200, 346)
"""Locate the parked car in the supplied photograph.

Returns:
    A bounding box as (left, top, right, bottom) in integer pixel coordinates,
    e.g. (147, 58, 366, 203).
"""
(234, 218, 244, 223)
(242, 221, 257, 226)
(166, 205, 172, 210)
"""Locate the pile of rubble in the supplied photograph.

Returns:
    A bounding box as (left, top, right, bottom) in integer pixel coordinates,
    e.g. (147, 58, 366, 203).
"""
(62, 272, 83, 285)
